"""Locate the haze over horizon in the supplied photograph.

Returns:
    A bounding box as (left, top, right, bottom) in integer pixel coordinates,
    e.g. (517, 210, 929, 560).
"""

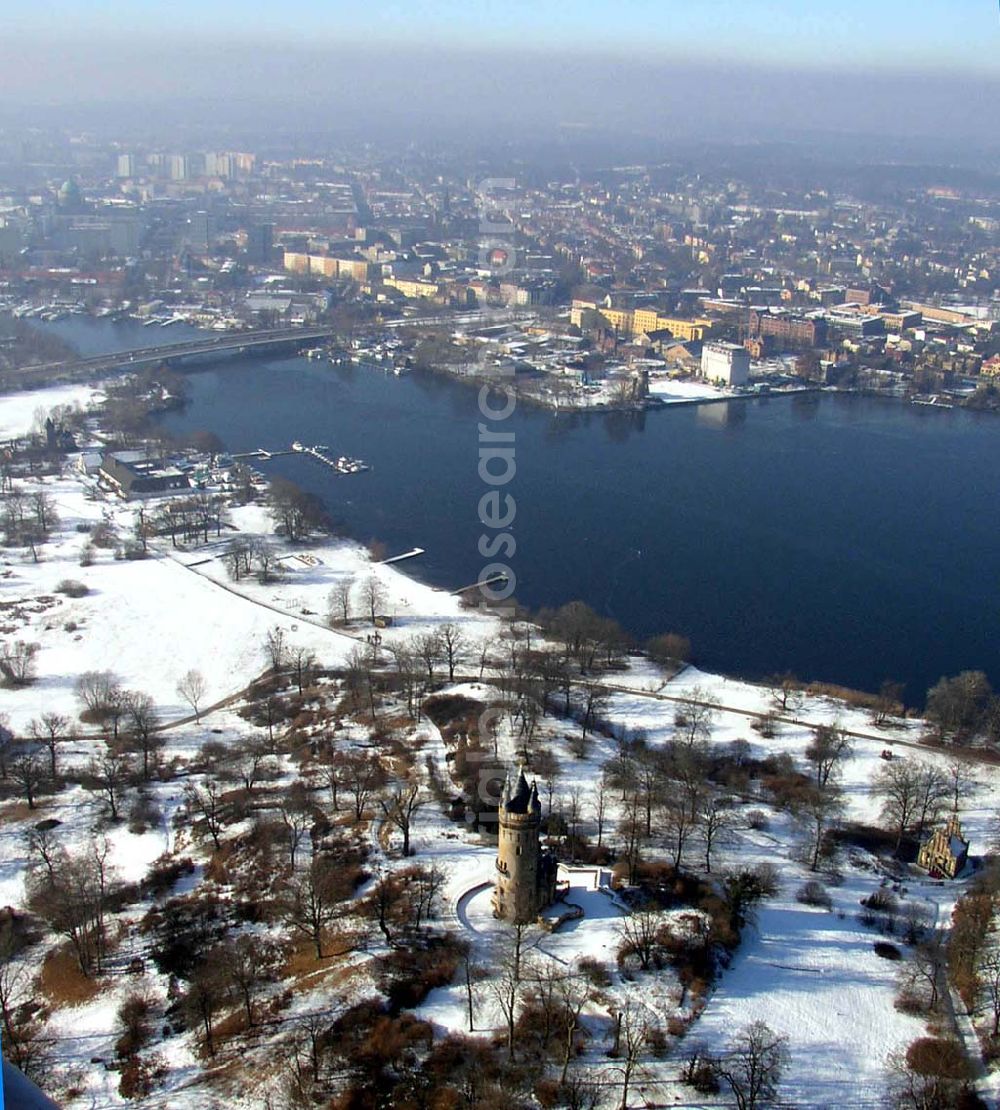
(2, 0, 998, 146)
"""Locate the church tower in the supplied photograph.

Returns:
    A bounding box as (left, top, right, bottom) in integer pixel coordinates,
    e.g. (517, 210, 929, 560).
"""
(492, 766, 557, 924)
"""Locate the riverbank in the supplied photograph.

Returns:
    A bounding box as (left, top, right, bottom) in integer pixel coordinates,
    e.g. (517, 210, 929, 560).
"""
(5, 454, 993, 1108)
(12, 315, 1000, 703)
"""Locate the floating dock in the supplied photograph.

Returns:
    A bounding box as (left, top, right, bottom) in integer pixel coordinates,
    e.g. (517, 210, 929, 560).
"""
(232, 443, 370, 474)
(292, 441, 370, 474)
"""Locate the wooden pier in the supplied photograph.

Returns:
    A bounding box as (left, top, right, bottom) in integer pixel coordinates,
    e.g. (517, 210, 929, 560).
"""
(453, 573, 509, 595)
(231, 448, 295, 461)
(380, 547, 425, 565)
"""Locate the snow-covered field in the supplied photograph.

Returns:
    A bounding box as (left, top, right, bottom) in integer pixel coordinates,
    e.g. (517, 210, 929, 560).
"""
(2, 383, 998, 1108)
(693, 890, 921, 1107)
(0, 383, 102, 440)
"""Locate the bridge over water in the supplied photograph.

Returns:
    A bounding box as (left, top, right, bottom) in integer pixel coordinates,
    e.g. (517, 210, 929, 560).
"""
(7, 325, 335, 387)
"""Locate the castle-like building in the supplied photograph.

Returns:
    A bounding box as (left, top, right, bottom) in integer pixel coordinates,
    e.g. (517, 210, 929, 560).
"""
(917, 813, 969, 879)
(492, 767, 558, 924)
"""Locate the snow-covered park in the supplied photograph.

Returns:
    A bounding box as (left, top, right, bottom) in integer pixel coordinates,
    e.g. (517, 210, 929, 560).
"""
(1, 382, 998, 1109)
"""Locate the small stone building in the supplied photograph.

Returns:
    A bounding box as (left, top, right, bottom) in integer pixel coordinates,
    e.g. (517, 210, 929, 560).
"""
(917, 814, 969, 879)
(492, 767, 558, 924)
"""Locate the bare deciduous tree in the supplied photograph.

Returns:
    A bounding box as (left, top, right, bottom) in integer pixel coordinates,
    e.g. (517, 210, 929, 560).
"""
(337, 749, 386, 821)
(981, 951, 1000, 1037)
(0, 641, 40, 688)
(264, 626, 287, 672)
(27, 712, 71, 782)
(289, 646, 317, 695)
(85, 747, 133, 820)
(10, 746, 45, 809)
(345, 645, 380, 720)
(29, 491, 58, 533)
(183, 779, 228, 850)
(875, 758, 949, 854)
(661, 785, 702, 869)
(217, 934, 276, 1029)
(613, 997, 657, 1110)
(387, 644, 421, 719)
(177, 669, 208, 721)
(122, 691, 162, 779)
(616, 903, 665, 971)
(945, 755, 975, 815)
(793, 785, 844, 872)
(713, 1020, 790, 1110)
(183, 959, 226, 1057)
(592, 768, 611, 849)
(488, 922, 531, 1062)
(618, 793, 645, 885)
(804, 723, 852, 790)
(872, 679, 905, 726)
(767, 672, 802, 713)
(251, 538, 282, 584)
(439, 622, 466, 681)
(361, 574, 387, 625)
(328, 575, 354, 625)
(0, 713, 13, 780)
(74, 670, 122, 721)
(277, 783, 314, 870)
(413, 630, 444, 683)
(379, 780, 427, 857)
(225, 537, 254, 581)
(26, 837, 118, 977)
(674, 688, 719, 747)
(899, 931, 946, 1013)
(231, 734, 273, 794)
(0, 942, 50, 1082)
(282, 856, 343, 959)
(578, 680, 609, 749)
(699, 794, 737, 873)
(268, 477, 328, 542)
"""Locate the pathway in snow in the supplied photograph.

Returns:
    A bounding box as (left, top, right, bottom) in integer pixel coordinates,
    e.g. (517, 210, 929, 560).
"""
(158, 544, 364, 643)
(594, 679, 964, 762)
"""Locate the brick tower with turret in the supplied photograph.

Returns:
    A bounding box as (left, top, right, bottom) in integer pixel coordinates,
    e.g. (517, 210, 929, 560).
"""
(492, 767, 557, 924)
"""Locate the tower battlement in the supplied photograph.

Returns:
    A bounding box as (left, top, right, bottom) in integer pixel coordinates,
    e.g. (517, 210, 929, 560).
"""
(491, 766, 558, 924)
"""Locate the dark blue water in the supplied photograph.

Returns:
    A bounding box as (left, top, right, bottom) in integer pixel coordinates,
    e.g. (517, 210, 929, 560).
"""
(35, 317, 1000, 703)
(40, 315, 205, 357)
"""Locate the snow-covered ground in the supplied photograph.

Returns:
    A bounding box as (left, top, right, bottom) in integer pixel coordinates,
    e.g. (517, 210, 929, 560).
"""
(0, 480, 344, 732)
(0, 383, 102, 440)
(646, 376, 734, 404)
(692, 888, 922, 1107)
(2, 383, 998, 1108)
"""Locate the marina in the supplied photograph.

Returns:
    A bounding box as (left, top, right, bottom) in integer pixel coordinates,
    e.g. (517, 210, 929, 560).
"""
(291, 441, 370, 474)
(231, 442, 370, 475)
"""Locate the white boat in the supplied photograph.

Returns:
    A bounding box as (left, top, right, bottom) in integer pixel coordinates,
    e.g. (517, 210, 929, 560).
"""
(291, 441, 304, 452)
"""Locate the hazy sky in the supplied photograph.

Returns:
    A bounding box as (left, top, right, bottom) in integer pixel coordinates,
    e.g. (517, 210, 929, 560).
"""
(4, 0, 998, 72)
(1, 1, 997, 143)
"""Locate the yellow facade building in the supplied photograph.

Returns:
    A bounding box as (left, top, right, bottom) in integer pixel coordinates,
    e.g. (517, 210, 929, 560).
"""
(383, 276, 440, 299)
(282, 252, 371, 282)
(570, 301, 714, 343)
